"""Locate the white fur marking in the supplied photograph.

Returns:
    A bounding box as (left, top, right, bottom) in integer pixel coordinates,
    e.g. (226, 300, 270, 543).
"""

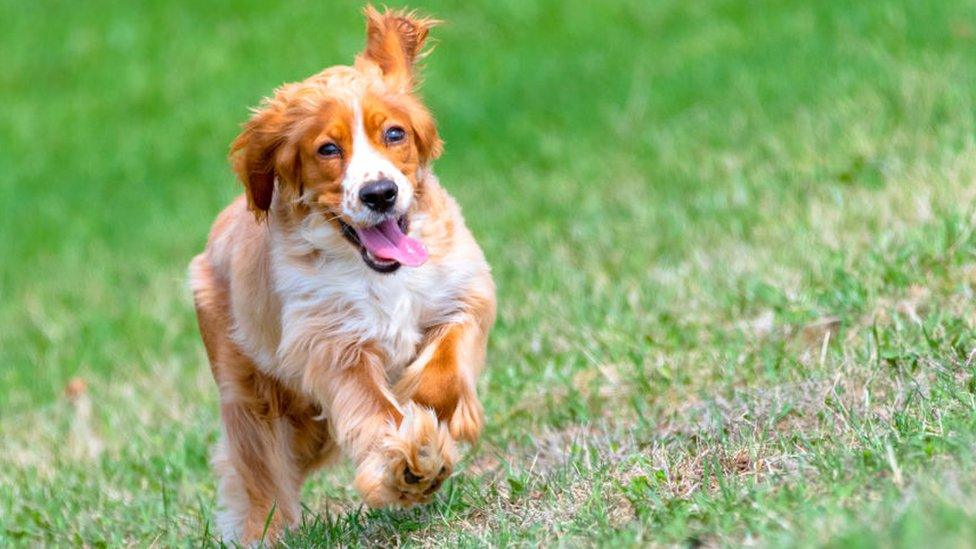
(341, 99, 413, 226)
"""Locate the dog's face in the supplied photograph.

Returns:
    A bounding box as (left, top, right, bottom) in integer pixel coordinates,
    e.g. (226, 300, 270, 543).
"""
(231, 7, 442, 273)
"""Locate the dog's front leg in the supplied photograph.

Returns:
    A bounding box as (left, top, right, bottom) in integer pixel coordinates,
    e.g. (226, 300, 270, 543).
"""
(395, 305, 493, 443)
(306, 345, 457, 508)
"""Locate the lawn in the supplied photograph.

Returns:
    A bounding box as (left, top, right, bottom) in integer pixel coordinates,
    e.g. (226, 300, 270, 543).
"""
(3, 0, 976, 545)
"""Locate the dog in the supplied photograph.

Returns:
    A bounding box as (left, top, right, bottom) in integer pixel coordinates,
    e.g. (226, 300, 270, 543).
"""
(188, 6, 495, 542)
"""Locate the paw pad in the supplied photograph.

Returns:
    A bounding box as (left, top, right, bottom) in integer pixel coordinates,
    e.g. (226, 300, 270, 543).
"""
(355, 403, 459, 508)
(404, 468, 423, 485)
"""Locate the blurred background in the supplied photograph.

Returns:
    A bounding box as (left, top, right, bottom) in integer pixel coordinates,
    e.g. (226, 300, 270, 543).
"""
(3, 0, 976, 545)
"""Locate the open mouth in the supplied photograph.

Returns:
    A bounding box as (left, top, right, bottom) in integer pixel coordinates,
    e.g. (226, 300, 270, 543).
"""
(338, 215, 429, 274)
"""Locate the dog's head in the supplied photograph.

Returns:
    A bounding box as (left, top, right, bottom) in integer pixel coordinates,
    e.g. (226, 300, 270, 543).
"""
(230, 6, 442, 273)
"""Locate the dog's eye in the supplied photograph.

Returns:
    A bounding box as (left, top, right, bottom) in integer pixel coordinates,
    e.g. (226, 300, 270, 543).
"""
(384, 126, 406, 144)
(317, 142, 341, 157)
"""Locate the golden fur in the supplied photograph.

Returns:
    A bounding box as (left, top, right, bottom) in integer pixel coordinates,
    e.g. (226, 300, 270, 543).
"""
(189, 6, 495, 542)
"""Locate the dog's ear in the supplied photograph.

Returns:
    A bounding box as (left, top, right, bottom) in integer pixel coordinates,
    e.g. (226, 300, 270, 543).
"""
(360, 5, 440, 90)
(229, 101, 299, 219)
(407, 100, 443, 163)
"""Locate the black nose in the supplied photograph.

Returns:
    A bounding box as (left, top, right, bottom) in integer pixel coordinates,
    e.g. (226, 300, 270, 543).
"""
(359, 179, 398, 212)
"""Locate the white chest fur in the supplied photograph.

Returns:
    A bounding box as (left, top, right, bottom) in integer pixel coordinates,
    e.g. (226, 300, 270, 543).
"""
(265, 214, 473, 380)
(341, 269, 427, 373)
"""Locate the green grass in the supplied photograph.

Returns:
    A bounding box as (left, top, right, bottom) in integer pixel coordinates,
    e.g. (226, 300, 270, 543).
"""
(3, 0, 976, 545)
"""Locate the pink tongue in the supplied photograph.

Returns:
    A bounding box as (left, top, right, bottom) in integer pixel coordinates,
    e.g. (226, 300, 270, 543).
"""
(354, 218, 428, 267)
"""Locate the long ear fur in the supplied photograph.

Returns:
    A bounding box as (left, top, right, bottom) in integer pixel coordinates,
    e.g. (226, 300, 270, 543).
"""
(229, 101, 298, 219)
(407, 100, 443, 163)
(360, 5, 441, 90)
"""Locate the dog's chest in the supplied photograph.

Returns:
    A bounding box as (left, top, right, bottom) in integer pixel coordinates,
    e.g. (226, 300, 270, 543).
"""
(277, 256, 451, 374)
(353, 276, 427, 372)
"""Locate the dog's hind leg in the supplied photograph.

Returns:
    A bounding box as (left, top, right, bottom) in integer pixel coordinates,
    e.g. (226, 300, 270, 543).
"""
(212, 363, 335, 543)
(191, 254, 303, 543)
(211, 392, 302, 543)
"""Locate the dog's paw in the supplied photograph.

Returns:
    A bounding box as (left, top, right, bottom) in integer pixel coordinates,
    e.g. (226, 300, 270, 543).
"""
(354, 402, 457, 508)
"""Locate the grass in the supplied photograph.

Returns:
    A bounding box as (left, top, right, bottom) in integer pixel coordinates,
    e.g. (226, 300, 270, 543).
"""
(3, 0, 976, 545)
